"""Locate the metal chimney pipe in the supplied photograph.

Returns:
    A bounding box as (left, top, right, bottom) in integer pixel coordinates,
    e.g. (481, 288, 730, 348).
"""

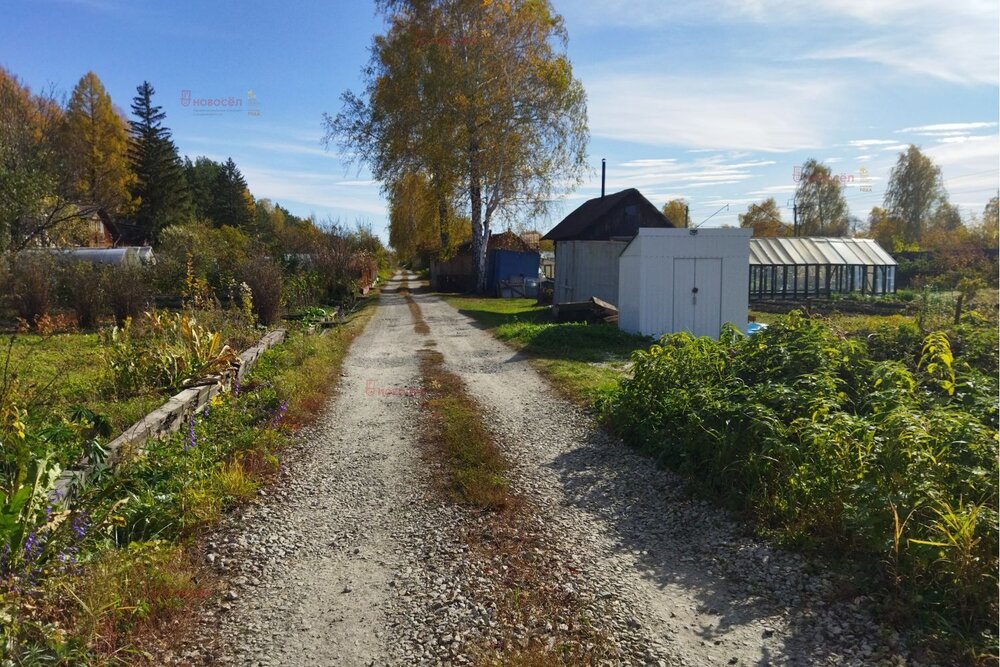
(601, 158, 606, 198)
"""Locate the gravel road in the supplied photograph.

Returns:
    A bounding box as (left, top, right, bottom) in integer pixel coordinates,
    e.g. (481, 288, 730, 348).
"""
(169, 272, 909, 666)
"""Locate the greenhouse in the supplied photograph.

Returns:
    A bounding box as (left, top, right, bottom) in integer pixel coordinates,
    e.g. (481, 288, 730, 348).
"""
(749, 237, 896, 300)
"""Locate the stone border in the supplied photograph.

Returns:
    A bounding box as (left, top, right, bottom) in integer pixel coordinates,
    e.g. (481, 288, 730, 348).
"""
(54, 329, 287, 501)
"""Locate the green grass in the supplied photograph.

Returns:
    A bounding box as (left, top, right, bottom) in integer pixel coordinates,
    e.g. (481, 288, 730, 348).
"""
(750, 309, 916, 334)
(6, 333, 163, 434)
(443, 296, 650, 404)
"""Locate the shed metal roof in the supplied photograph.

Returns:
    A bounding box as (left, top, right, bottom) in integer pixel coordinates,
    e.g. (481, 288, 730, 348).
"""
(749, 237, 896, 266)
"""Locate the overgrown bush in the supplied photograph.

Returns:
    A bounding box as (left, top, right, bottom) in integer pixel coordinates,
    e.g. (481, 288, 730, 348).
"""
(155, 221, 251, 294)
(59, 261, 106, 328)
(106, 264, 153, 325)
(313, 232, 359, 304)
(240, 258, 284, 325)
(9, 254, 56, 325)
(283, 271, 322, 311)
(601, 312, 998, 658)
(103, 311, 238, 395)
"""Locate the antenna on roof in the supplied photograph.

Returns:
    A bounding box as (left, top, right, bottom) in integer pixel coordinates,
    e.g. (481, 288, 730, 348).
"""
(601, 158, 606, 198)
(695, 203, 728, 228)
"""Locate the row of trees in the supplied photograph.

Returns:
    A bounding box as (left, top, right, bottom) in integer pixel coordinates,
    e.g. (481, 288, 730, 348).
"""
(708, 147, 998, 251)
(1, 66, 390, 328)
(0, 67, 335, 254)
(326, 0, 589, 291)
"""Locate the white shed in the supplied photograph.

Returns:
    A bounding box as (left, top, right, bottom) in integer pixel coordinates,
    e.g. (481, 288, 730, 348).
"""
(618, 228, 751, 339)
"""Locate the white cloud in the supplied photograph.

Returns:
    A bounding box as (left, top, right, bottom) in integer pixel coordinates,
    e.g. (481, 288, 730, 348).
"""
(584, 71, 842, 152)
(848, 139, 898, 147)
(897, 121, 998, 134)
(565, 0, 998, 85)
(619, 159, 677, 168)
(747, 185, 797, 195)
(240, 165, 387, 217)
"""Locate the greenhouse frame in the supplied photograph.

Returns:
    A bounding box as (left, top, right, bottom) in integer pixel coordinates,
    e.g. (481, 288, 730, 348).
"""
(749, 237, 896, 301)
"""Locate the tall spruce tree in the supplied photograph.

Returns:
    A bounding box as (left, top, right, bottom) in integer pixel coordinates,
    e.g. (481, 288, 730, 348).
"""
(129, 81, 192, 241)
(208, 157, 255, 228)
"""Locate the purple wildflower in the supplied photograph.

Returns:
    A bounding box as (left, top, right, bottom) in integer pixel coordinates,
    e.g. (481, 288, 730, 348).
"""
(71, 511, 89, 540)
(233, 376, 241, 397)
(23, 532, 40, 563)
(185, 413, 197, 450)
(269, 400, 289, 428)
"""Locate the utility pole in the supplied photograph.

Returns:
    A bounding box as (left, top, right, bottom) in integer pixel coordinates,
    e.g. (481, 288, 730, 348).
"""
(793, 203, 799, 237)
(684, 203, 689, 229)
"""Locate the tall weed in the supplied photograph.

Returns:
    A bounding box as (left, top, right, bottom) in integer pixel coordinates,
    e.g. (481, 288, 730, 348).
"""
(601, 311, 998, 658)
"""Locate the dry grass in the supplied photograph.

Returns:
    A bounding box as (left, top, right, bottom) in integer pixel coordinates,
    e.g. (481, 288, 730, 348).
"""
(418, 348, 508, 509)
(53, 541, 207, 661)
(399, 280, 431, 335)
(415, 326, 614, 663)
(273, 296, 378, 428)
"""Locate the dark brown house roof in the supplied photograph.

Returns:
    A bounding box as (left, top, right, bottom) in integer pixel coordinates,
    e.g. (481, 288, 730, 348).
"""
(455, 229, 535, 255)
(105, 219, 151, 246)
(541, 188, 673, 242)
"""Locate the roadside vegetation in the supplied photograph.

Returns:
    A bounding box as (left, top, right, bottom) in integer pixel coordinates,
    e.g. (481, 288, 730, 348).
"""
(0, 297, 377, 663)
(445, 288, 998, 662)
(602, 311, 998, 662)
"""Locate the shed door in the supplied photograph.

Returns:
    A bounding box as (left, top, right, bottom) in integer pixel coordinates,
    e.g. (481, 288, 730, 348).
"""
(672, 259, 696, 334)
(672, 258, 723, 337)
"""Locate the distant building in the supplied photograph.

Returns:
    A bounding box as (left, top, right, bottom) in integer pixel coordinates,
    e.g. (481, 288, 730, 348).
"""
(26, 205, 152, 248)
(519, 230, 541, 248)
(430, 230, 539, 293)
(541, 188, 674, 306)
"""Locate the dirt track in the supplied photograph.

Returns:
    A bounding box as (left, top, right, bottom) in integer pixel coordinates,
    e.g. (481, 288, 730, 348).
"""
(173, 272, 904, 666)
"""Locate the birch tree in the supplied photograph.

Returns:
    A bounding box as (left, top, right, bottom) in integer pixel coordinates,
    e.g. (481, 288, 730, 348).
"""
(326, 0, 588, 292)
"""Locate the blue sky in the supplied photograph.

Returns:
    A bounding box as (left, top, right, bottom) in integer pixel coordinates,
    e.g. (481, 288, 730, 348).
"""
(3, 0, 998, 238)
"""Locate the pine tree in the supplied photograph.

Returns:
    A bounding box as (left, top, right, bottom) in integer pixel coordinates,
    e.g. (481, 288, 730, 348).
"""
(61, 71, 135, 215)
(208, 158, 255, 228)
(129, 81, 193, 242)
(183, 156, 223, 220)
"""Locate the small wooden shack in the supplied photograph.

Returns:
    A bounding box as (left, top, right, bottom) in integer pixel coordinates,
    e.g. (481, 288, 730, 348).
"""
(541, 188, 674, 306)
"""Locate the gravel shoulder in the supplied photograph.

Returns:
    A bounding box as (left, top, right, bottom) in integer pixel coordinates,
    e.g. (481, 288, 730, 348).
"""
(414, 287, 908, 667)
(172, 274, 908, 666)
